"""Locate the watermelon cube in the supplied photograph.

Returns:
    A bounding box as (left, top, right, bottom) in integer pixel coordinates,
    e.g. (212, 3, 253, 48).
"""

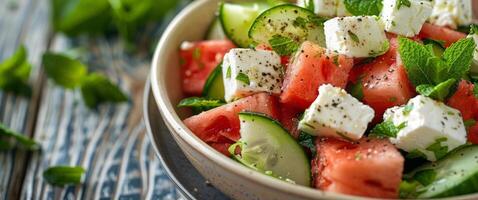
(312, 137, 404, 198)
(281, 41, 354, 110)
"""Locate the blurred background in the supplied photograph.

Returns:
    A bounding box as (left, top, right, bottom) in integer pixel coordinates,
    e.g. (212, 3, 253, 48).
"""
(0, 0, 191, 199)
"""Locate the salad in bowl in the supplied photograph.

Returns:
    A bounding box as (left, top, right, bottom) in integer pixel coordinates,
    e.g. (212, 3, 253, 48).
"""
(173, 0, 478, 198)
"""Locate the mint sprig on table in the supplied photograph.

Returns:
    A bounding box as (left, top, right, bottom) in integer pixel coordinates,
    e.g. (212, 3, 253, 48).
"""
(398, 37, 476, 101)
(52, 0, 180, 43)
(0, 122, 38, 150)
(344, 0, 383, 16)
(0, 45, 32, 97)
(42, 53, 128, 108)
(43, 166, 86, 186)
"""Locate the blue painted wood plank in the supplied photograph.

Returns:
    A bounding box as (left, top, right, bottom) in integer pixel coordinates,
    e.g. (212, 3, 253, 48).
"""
(20, 36, 180, 200)
(0, 0, 52, 199)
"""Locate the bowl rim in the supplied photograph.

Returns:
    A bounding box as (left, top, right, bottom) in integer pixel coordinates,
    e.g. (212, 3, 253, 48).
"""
(150, 0, 478, 199)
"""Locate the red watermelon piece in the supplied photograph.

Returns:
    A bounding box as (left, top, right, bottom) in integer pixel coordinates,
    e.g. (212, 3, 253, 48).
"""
(312, 137, 404, 198)
(281, 41, 353, 110)
(418, 23, 466, 47)
(180, 40, 235, 95)
(447, 80, 478, 121)
(350, 37, 415, 122)
(183, 93, 279, 143)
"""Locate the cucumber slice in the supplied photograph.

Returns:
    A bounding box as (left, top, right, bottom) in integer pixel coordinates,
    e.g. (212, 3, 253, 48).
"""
(219, 2, 269, 47)
(249, 4, 326, 48)
(230, 112, 311, 186)
(202, 63, 225, 101)
(206, 18, 226, 40)
(401, 145, 478, 198)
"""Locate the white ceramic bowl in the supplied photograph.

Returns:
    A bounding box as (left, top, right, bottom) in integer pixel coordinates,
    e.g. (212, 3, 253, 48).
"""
(150, 0, 478, 199)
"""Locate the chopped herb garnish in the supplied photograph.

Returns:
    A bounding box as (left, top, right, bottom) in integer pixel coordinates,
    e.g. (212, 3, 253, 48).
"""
(406, 149, 427, 159)
(348, 30, 360, 43)
(397, 0, 411, 9)
(298, 131, 316, 158)
(370, 120, 406, 138)
(178, 97, 225, 111)
(346, 78, 364, 101)
(412, 169, 437, 186)
(268, 35, 299, 56)
(464, 119, 477, 128)
(293, 17, 307, 29)
(43, 166, 86, 186)
(426, 137, 448, 160)
(226, 66, 232, 79)
(304, 0, 315, 12)
(332, 55, 339, 66)
(236, 72, 250, 85)
(402, 104, 414, 116)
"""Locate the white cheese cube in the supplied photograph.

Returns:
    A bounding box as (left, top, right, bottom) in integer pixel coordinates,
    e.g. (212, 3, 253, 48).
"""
(429, 0, 473, 29)
(380, 0, 432, 37)
(324, 16, 389, 58)
(468, 33, 478, 73)
(297, 0, 350, 17)
(222, 48, 283, 102)
(335, 0, 351, 17)
(384, 95, 467, 161)
(298, 84, 375, 141)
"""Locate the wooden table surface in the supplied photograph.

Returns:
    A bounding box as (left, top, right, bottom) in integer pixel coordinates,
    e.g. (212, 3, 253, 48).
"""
(0, 0, 182, 199)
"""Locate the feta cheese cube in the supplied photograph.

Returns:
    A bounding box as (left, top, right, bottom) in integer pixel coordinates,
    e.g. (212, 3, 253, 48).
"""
(468, 33, 478, 73)
(222, 49, 283, 102)
(324, 16, 389, 58)
(297, 0, 350, 17)
(299, 84, 375, 141)
(383, 95, 467, 161)
(380, 0, 432, 37)
(429, 0, 473, 29)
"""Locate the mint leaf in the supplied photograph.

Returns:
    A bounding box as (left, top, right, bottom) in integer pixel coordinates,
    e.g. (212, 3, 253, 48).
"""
(268, 35, 299, 56)
(426, 137, 448, 160)
(344, 0, 383, 16)
(80, 73, 128, 108)
(370, 120, 406, 138)
(0, 45, 32, 97)
(178, 97, 225, 111)
(43, 166, 85, 186)
(42, 53, 88, 89)
(398, 37, 435, 86)
(298, 132, 316, 157)
(0, 123, 39, 150)
(416, 79, 456, 101)
(52, 0, 112, 36)
(423, 39, 445, 57)
(293, 17, 308, 29)
(442, 38, 475, 80)
(236, 72, 250, 85)
(397, 0, 411, 9)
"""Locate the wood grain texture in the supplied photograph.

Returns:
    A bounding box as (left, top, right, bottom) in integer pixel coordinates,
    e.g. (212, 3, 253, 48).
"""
(0, 0, 183, 199)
